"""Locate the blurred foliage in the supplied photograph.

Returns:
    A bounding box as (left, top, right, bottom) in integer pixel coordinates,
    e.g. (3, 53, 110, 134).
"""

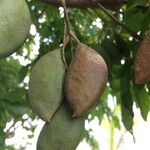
(0, 0, 150, 149)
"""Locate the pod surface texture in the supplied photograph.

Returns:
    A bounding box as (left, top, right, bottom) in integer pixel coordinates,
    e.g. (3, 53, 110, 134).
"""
(37, 102, 85, 150)
(0, 0, 31, 57)
(29, 49, 65, 122)
(65, 43, 108, 117)
(135, 31, 150, 84)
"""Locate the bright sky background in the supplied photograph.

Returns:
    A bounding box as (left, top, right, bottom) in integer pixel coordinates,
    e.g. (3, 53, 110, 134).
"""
(5, 108, 150, 150)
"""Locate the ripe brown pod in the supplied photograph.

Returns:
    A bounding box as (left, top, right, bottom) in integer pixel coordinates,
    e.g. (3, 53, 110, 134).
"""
(65, 43, 108, 117)
(135, 31, 150, 84)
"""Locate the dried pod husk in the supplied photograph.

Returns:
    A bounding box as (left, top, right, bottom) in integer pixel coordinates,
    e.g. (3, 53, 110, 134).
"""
(135, 31, 150, 84)
(65, 43, 108, 117)
(29, 49, 65, 122)
(37, 102, 85, 150)
(0, 0, 31, 58)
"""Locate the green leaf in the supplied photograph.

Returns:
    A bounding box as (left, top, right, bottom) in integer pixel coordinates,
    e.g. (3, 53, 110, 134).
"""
(120, 61, 134, 131)
(0, 137, 5, 150)
(0, 58, 21, 97)
(0, 126, 5, 150)
(112, 115, 121, 129)
(109, 65, 122, 98)
(141, 11, 150, 34)
(85, 130, 99, 150)
(101, 38, 122, 64)
(3, 88, 28, 103)
(18, 65, 29, 83)
(5, 102, 30, 116)
(123, 8, 144, 32)
(93, 44, 112, 70)
(114, 33, 130, 58)
(121, 105, 133, 131)
(133, 85, 150, 120)
(127, 0, 148, 8)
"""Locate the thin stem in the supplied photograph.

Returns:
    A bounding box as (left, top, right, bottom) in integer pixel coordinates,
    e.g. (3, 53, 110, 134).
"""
(98, 3, 142, 41)
(130, 131, 136, 143)
(61, 23, 69, 69)
(60, 0, 80, 68)
(61, 0, 71, 35)
(61, 0, 80, 43)
(70, 39, 74, 56)
(70, 31, 80, 43)
(6, 122, 15, 133)
(5, 118, 29, 138)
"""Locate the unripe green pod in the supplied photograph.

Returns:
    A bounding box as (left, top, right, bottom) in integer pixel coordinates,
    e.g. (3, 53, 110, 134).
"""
(29, 49, 65, 122)
(37, 102, 85, 150)
(0, 0, 31, 58)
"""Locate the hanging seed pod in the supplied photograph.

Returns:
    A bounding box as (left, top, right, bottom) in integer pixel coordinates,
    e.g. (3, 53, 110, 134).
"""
(65, 43, 108, 117)
(0, 0, 31, 58)
(37, 102, 85, 150)
(29, 49, 65, 122)
(135, 31, 150, 84)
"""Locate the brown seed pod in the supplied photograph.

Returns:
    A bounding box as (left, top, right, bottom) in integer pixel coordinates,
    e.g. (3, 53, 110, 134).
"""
(65, 43, 108, 117)
(135, 31, 150, 84)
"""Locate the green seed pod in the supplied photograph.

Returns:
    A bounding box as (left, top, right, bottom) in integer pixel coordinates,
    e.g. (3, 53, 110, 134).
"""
(0, 0, 31, 58)
(37, 102, 85, 150)
(29, 49, 65, 122)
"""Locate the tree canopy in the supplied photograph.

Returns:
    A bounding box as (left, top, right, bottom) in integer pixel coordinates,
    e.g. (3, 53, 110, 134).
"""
(0, 0, 150, 149)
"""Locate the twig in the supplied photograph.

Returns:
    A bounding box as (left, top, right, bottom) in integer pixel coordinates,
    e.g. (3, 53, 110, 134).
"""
(61, 0, 80, 43)
(5, 118, 29, 138)
(60, 0, 80, 68)
(5, 122, 15, 133)
(61, 0, 71, 35)
(70, 39, 74, 56)
(41, 0, 127, 9)
(98, 3, 142, 41)
(61, 23, 70, 69)
(130, 130, 136, 143)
